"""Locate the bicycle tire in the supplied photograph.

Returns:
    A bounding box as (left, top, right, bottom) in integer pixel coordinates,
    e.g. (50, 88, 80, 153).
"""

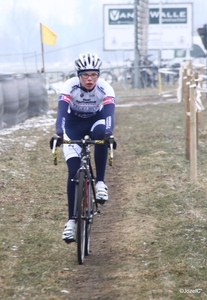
(85, 182, 94, 256)
(47, 85, 57, 94)
(120, 70, 133, 90)
(100, 71, 114, 85)
(67, 70, 76, 79)
(77, 170, 86, 265)
(85, 220, 91, 256)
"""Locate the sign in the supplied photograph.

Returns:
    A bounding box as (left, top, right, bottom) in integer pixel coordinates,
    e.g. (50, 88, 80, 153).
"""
(108, 8, 134, 25)
(103, 5, 134, 50)
(149, 8, 188, 25)
(148, 3, 193, 49)
(103, 3, 193, 51)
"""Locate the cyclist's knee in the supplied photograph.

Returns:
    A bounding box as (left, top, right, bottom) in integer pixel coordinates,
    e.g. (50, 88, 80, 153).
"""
(66, 157, 80, 175)
(90, 124, 105, 140)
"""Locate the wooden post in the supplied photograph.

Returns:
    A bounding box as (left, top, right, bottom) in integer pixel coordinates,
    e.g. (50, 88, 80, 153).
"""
(40, 23, 45, 73)
(200, 67, 204, 88)
(194, 72, 199, 148)
(190, 77, 197, 182)
(198, 67, 204, 123)
(158, 72, 162, 101)
(184, 65, 191, 160)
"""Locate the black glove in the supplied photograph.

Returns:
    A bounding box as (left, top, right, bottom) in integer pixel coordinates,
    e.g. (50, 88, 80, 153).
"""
(49, 134, 63, 150)
(104, 133, 117, 150)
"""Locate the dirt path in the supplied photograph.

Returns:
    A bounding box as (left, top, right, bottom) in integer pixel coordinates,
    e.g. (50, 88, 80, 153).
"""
(59, 145, 128, 299)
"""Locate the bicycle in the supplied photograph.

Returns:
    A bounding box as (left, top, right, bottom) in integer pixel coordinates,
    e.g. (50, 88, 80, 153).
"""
(99, 62, 119, 85)
(47, 85, 57, 94)
(52, 134, 114, 264)
(46, 71, 66, 95)
(66, 70, 76, 80)
(120, 57, 158, 90)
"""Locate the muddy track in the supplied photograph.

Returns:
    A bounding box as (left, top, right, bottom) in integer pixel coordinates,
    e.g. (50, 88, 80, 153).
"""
(61, 146, 127, 299)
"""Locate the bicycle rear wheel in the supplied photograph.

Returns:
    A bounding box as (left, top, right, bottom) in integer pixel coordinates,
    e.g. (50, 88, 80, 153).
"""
(77, 171, 86, 264)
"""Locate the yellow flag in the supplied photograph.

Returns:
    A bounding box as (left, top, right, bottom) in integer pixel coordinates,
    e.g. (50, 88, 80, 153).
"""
(41, 23, 57, 46)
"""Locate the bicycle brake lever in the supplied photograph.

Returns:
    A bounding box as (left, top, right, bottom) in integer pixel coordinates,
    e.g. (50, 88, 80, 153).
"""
(52, 135, 58, 154)
(52, 134, 59, 165)
(108, 135, 114, 166)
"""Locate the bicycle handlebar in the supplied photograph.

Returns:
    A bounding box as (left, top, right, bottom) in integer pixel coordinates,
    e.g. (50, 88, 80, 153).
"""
(52, 134, 114, 166)
(62, 139, 105, 146)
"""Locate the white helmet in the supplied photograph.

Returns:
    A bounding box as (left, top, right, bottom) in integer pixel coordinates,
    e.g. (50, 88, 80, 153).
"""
(74, 52, 102, 72)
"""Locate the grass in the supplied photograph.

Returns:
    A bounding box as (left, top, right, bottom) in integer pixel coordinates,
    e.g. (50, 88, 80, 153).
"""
(1, 95, 207, 299)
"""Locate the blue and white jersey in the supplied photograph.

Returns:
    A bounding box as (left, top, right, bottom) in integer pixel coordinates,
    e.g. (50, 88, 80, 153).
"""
(60, 77, 115, 115)
(56, 76, 115, 134)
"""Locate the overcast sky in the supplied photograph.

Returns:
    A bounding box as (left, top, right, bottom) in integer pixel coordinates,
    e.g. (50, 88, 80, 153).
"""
(0, 0, 206, 73)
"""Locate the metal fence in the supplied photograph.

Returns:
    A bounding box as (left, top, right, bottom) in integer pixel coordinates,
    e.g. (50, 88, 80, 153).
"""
(45, 65, 180, 101)
(99, 64, 179, 100)
(0, 73, 48, 129)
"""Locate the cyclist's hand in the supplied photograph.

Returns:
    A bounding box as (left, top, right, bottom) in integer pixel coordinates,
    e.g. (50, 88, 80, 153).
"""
(49, 134, 63, 150)
(104, 133, 117, 150)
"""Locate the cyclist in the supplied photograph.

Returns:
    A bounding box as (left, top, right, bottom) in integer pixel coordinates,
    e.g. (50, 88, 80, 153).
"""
(50, 52, 116, 243)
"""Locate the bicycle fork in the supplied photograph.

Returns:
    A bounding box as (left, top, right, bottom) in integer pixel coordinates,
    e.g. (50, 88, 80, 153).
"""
(72, 170, 100, 222)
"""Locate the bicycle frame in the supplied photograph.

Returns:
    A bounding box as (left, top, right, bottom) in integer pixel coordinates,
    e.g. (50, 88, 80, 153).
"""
(52, 135, 114, 264)
(72, 140, 100, 221)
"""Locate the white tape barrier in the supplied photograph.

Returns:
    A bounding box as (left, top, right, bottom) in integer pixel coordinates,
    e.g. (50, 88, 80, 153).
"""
(197, 87, 207, 93)
(158, 68, 177, 75)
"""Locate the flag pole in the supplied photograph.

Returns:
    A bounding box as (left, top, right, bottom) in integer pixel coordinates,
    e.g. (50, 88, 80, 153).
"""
(40, 23, 45, 73)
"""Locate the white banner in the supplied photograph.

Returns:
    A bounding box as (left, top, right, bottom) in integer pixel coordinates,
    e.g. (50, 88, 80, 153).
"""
(148, 3, 193, 50)
(103, 4, 134, 50)
(103, 3, 193, 51)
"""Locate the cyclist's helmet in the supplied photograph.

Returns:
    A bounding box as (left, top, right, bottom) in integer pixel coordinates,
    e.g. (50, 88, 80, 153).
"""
(74, 52, 102, 76)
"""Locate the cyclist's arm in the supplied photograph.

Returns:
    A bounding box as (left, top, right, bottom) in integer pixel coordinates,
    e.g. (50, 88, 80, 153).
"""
(56, 94, 71, 135)
(103, 96, 115, 135)
(56, 78, 79, 135)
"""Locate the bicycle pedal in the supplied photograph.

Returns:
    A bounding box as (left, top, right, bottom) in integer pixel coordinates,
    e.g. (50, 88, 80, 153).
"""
(64, 238, 76, 244)
(96, 199, 106, 205)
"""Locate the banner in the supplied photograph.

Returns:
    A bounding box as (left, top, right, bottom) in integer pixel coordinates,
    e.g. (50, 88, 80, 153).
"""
(103, 5, 134, 50)
(41, 23, 57, 46)
(103, 3, 193, 50)
(148, 3, 193, 49)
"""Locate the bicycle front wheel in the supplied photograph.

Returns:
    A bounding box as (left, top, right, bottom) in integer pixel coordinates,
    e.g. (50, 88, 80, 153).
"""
(77, 171, 86, 265)
(85, 182, 94, 256)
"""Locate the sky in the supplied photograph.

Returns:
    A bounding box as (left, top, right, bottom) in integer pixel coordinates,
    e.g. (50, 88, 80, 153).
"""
(0, 0, 206, 73)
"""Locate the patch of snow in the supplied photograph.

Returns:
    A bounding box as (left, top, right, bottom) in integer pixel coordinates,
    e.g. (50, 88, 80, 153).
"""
(0, 110, 56, 153)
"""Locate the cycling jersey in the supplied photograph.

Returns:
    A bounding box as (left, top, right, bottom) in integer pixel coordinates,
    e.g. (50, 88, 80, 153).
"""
(56, 77, 115, 135)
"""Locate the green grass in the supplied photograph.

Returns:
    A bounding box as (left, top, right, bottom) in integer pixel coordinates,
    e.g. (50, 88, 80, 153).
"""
(1, 98, 207, 299)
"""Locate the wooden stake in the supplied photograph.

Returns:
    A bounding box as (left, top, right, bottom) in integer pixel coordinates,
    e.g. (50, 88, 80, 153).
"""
(184, 67, 190, 160)
(190, 78, 197, 182)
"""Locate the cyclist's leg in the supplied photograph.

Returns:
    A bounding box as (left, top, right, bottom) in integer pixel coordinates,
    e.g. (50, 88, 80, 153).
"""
(63, 114, 88, 221)
(62, 116, 84, 242)
(90, 119, 107, 182)
(62, 152, 80, 242)
(66, 157, 80, 219)
(90, 119, 108, 202)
